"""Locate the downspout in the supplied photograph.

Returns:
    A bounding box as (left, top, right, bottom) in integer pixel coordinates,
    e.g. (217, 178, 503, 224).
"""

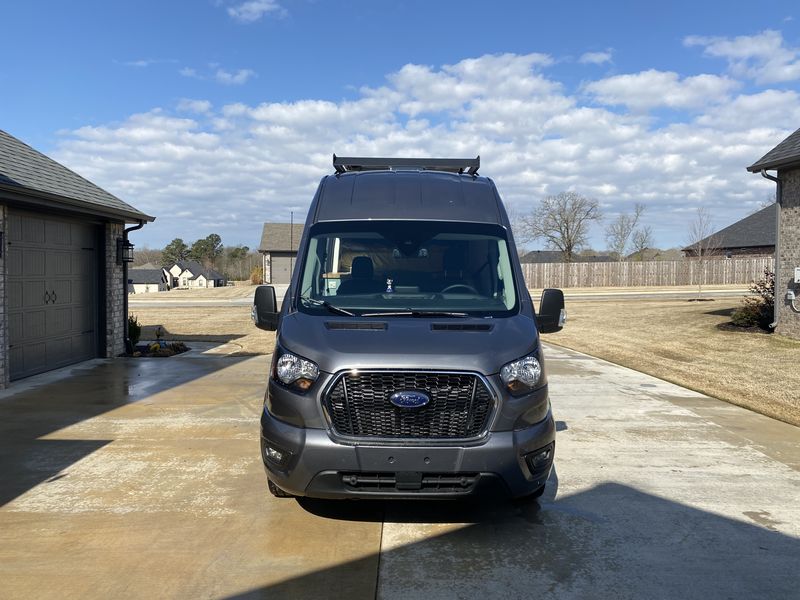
(123, 220, 145, 352)
(760, 170, 781, 328)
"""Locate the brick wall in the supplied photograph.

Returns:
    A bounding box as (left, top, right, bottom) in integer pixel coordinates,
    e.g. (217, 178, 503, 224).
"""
(0, 204, 7, 388)
(105, 222, 125, 357)
(777, 168, 800, 339)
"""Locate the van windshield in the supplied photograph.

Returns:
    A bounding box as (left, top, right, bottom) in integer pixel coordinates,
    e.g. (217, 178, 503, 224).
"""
(296, 221, 518, 317)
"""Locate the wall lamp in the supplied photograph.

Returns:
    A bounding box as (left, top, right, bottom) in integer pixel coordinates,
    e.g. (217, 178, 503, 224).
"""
(116, 237, 134, 265)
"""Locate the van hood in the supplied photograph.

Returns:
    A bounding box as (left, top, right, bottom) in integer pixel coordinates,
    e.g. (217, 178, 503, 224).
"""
(277, 312, 540, 375)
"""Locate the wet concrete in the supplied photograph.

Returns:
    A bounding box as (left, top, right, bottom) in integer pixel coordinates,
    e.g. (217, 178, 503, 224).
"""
(1, 345, 798, 599)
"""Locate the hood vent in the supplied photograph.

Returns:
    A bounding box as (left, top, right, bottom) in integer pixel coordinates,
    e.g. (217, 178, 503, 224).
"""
(325, 321, 387, 330)
(431, 323, 493, 332)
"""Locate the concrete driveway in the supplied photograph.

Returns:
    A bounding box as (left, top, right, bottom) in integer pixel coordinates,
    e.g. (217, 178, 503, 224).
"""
(0, 345, 798, 599)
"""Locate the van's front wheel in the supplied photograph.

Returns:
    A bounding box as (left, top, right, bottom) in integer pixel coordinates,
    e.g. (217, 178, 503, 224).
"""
(268, 479, 295, 498)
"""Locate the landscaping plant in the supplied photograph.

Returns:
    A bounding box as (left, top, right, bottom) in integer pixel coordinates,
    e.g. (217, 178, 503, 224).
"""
(731, 268, 774, 330)
(128, 314, 142, 346)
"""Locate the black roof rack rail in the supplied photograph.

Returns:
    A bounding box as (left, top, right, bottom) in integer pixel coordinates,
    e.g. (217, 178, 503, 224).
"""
(332, 155, 480, 176)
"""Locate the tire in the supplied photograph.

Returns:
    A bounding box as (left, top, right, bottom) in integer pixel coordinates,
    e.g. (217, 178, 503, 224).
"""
(268, 479, 294, 498)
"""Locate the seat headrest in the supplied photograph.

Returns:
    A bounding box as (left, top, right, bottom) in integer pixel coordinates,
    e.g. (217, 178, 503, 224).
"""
(351, 256, 374, 279)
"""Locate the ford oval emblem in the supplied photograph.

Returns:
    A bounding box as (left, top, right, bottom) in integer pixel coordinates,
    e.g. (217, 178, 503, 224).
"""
(389, 390, 430, 409)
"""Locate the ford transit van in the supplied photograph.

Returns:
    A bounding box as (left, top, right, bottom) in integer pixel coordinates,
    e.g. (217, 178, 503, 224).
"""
(253, 155, 565, 499)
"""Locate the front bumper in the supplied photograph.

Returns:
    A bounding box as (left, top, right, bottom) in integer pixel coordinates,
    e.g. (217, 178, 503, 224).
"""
(260, 407, 555, 499)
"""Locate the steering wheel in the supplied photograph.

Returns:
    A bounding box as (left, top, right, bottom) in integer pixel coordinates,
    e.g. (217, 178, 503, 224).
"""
(441, 284, 479, 294)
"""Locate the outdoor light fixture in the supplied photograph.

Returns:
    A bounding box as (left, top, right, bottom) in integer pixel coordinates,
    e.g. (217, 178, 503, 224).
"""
(116, 237, 134, 265)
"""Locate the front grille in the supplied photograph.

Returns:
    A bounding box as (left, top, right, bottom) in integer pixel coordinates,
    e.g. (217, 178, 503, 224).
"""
(324, 371, 493, 439)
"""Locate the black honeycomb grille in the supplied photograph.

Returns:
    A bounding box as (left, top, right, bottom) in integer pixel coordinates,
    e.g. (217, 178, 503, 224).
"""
(324, 372, 493, 439)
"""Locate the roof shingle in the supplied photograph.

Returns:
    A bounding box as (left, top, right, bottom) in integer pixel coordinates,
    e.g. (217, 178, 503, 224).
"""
(747, 127, 800, 172)
(0, 129, 153, 222)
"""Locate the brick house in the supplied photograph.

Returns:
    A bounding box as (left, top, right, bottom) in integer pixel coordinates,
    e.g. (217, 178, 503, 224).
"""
(0, 129, 153, 387)
(747, 127, 800, 340)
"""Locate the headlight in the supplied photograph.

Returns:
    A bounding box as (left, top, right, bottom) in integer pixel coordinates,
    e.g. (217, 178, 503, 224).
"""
(500, 355, 542, 396)
(274, 351, 319, 391)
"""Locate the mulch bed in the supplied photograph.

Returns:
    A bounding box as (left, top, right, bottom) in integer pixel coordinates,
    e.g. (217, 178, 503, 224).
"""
(130, 341, 191, 357)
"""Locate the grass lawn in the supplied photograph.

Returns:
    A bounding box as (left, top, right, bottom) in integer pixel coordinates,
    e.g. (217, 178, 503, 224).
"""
(543, 298, 800, 427)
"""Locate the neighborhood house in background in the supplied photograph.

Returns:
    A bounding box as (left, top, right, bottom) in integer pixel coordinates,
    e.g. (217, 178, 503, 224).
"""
(258, 222, 305, 285)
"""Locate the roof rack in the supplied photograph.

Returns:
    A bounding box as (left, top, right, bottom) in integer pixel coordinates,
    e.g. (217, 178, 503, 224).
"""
(333, 154, 480, 175)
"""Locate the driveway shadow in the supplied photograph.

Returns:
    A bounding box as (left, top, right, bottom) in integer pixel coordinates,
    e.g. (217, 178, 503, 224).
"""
(226, 481, 800, 600)
(0, 355, 255, 506)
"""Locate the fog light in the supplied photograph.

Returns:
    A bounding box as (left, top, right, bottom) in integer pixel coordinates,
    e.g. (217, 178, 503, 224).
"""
(262, 442, 290, 467)
(525, 443, 554, 473)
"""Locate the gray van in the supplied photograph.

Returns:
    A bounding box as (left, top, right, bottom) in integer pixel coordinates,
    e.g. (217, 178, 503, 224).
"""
(253, 156, 565, 499)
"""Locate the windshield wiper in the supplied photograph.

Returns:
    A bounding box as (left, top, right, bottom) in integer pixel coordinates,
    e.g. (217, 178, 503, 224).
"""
(300, 296, 355, 317)
(362, 310, 469, 318)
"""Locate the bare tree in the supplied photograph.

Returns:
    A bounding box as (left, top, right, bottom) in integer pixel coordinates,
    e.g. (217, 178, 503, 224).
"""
(520, 191, 602, 262)
(605, 203, 644, 261)
(630, 225, 654, 261)
(685, 208, 720, 298)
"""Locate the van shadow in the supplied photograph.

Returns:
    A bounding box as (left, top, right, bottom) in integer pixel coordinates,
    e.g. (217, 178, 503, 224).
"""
(226, 480, 800, 600)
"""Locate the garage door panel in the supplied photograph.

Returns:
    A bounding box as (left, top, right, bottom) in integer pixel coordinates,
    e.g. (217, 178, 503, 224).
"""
(9, 210, 99, 381)
(9, 213, 45, 244)
(51, 280, 72, 305)
(22, 310, 47, 340)
(8, 313, 23, 342)
(46, 338, 72, 368)
(22, 280, 47, 308)
(22, 248, 46, 276)
(8, 281, 23, 310)
(48, 308, 73, 336)
(48, 251, 72, 277)
(46, 220, 72, 246)
(7, 246, 23, 275)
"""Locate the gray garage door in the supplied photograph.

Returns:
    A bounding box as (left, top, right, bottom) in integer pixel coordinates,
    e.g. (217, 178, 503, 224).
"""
(270, 253, 294, 284)
(7, 211, 99, 380)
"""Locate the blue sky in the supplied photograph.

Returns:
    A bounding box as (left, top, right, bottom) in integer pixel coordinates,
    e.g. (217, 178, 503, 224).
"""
(2, 0, 799, 251)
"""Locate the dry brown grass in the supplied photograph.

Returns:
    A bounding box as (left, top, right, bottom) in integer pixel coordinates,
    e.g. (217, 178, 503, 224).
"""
(131, 306, 276, 356)
(544, 298, 800, 426)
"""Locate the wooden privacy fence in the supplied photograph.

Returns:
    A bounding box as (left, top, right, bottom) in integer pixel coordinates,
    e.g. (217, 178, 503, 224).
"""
(521, 256, 774, 289)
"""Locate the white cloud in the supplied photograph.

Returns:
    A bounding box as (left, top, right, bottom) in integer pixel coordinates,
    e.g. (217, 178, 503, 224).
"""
(177, 99, 213, 114)
(180, 65, 256, 85)
(584, 69, 740, 111)
(227, 0, 285, 23)
(579, 50, 613, 65)
(214, 68, 256, 85)
(53, 52, 792, 250)
(685, 30, 800, 84)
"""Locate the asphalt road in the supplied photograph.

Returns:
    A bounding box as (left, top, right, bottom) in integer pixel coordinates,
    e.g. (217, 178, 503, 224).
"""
(1, 344, 797, 599)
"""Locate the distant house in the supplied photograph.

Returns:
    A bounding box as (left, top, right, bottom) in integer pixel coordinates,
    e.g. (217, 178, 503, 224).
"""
(128, 268, 167, 294)
(682, 204, 776, 258)
(258, 222, 305, 284)
(520, 250, 615, 263)
(165, 260, 226, 289)
(747, 126, 800, 340)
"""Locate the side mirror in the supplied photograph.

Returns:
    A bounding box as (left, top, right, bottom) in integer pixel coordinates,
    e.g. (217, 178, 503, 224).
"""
(253, 285, 279, 331)
(537, 288, 566, 333)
